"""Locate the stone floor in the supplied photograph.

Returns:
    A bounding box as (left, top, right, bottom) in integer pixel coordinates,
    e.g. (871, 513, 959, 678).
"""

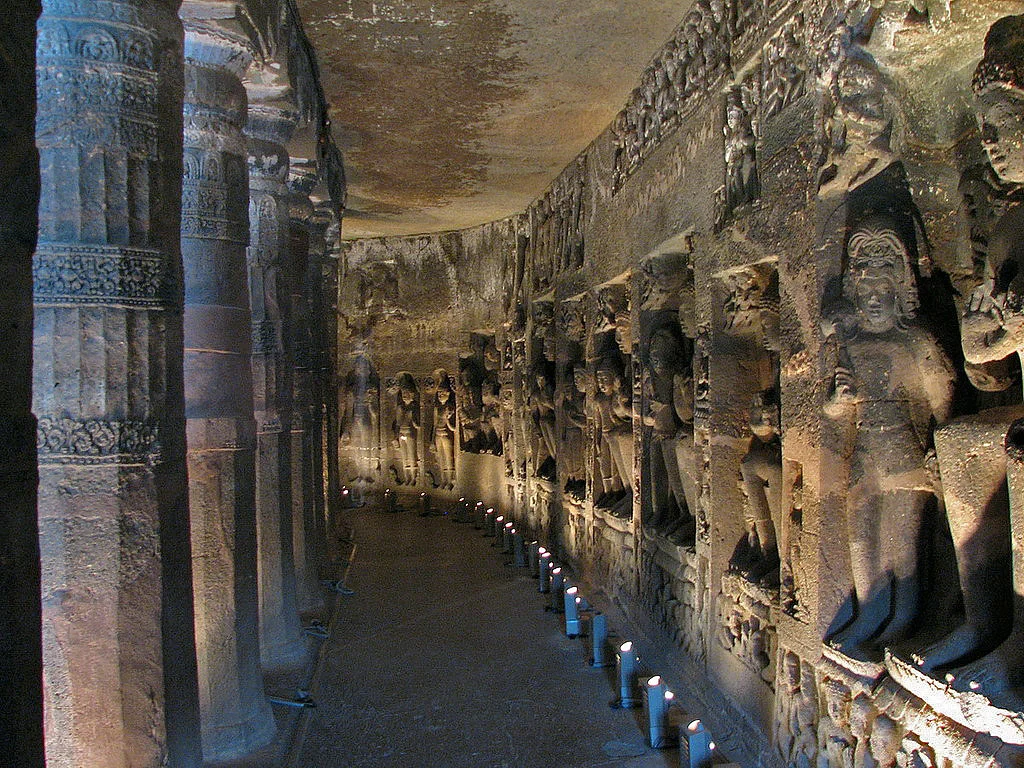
(284, 501, 694, 768)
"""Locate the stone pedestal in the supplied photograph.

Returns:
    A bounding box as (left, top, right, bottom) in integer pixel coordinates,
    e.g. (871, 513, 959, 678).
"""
(247, 102, 306, 669)
(1, 3, 42, 766)
(34, 1, 202, 765)
(181, 16, 274, 762)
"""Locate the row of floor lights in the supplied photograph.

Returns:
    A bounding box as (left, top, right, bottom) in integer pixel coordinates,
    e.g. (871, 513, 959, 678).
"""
(449, 497, 720, 768)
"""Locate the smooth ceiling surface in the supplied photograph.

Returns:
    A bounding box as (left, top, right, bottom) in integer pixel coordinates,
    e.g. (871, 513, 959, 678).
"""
(298, 0, 691, 239)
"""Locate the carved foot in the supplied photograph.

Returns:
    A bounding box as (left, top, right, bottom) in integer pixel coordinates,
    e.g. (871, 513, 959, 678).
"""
(911, 623, 993, 673)
(827, 605, 890, 663)
(664, 516, 696, 547)
(948, 637, 1024, 701)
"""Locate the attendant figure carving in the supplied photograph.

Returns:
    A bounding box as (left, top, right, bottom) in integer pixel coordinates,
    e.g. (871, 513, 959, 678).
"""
(731, 389, 783, 585)
(431, 370, 456, 489)
(531, 361, 557, 480)
(912, 16, 1024, 707)
(594, 355, 635, 519)
(642, 325, 696, 544)
(391, 372, 420, 486)
(823, 216, 954, 660)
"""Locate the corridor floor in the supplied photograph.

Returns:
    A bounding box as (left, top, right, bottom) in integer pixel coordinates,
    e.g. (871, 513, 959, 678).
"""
(290, 503, 684, 768)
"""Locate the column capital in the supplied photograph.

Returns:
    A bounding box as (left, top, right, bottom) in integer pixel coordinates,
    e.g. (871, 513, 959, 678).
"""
(181, 3, 253, 77)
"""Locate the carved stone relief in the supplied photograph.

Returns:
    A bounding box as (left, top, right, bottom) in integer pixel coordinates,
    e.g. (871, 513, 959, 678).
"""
(823, 214, 954, 663)
(340, 355, 380, 485)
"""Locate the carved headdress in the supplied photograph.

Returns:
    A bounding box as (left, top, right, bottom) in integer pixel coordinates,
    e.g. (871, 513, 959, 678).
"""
(843, 215, 919, 324)
(973, 15, 1024, 95)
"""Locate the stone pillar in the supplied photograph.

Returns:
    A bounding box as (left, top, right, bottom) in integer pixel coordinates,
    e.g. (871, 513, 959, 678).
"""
(322, 219, 343, 520)
(1, 4, 42, 766)
(311, 203, 340, 559)
(246, 101, 306, 669)
(180, 13, 275, 761)
(286, 176, 324, 613)
(34, 1, 203, 765)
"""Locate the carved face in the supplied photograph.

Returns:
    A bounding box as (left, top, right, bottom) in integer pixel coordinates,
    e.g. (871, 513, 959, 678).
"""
(648, 331, 681, 378)
(573, 365, 588, 393)
(400, 387, 416, 406)
(436, 387, 451, 405)
(976, 86, 1024, 183)
(825, 683, 851, 724)
(854, 271, 898, 333)
(596, 367, 617, 395)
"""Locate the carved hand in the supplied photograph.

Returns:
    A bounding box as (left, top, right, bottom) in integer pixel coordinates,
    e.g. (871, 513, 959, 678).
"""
(833, 366, 856, 398)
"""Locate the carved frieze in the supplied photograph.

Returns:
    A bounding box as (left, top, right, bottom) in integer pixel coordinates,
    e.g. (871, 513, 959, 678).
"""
(36, 12, 163, 159)
(33, 244, 171, 306)
(37, 416, 160, 464)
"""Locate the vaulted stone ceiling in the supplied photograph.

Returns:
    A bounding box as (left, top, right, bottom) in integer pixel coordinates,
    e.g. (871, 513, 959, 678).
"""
(297, 0, 691, 238)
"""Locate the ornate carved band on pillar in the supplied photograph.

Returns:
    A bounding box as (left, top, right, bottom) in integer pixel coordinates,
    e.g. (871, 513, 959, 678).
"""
(180, 14, 275, 761)
(34, 0, 202, 765)
(246, 101, 306, 669)
(1, 3, 42, 766)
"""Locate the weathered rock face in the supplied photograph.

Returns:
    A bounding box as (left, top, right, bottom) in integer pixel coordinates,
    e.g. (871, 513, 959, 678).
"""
(0, 3, 42, 767)
(180, 12, 274, 761)
(33, 0, 202, 765)
(338, 2, 1024, 765)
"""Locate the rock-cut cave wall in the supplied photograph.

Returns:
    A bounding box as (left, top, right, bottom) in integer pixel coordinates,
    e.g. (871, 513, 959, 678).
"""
(336, 1, 1024, 766)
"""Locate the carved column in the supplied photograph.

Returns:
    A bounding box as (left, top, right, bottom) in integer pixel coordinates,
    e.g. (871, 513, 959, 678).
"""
(1, 3, 42, 766)
(287, 174, 325, 613)
(180, 13, 275, 761)
(322, 217, 342, 519)
(34, 1, 202, 765)
(311, 203, 338, 557)
(246, 101, 306, 668)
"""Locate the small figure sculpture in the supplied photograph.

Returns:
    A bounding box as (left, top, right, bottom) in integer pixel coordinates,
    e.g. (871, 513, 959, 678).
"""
(724, 89, 759, 211)
(817, 27, 895, 196)
(849, 695, 877, 768)
(480, 378, 504, 455)
(823, 216, 954, 660)
(431, 370, 456, 489)
(818, 679, 855, 768)
(561, 362, 589, 501)
(868, 716, 901, 768)
(643, 325, 697, 544)
(530, 361, 557, 480)
(391, 372, 420, 486)
(731, 389, 783, 585)
(341, 357, 380, 484)
(913, 17, 1024, 704)
(593, 355, 635, 518)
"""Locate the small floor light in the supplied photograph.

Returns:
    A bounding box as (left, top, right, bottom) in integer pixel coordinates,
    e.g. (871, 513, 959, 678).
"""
(687, 719, 714, 768)
(502, 521, 514, 553)
(589, 612, 611, 667)
(538, 551, 552, 593)
(455, 497, 467, 523)
(646, 676, 677, 748)
(492, 515, 505, 545)
(418, 492, 430, 517)
(340, 486, 352, 508)
(546, 566, 564, 612)
(564, 586, 582, 637)
(611, 641, 641, 708)
(475, 501, 486, 528)
(528, 541, 540, 573)
(484, 508, 496, 535)
(383, 488, 398, 513)
(513, 530, 527, 567)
